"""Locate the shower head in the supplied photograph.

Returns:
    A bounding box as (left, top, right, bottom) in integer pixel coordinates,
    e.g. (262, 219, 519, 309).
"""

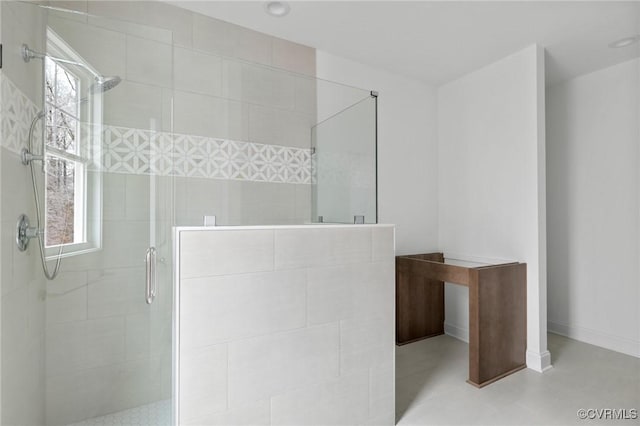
(22, 44, 121, 93)
(90, 76, 121, 93)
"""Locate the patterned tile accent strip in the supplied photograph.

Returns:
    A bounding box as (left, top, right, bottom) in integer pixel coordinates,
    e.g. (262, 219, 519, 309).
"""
(1, 74, 312, 185)
(103, 126, 312, 184)
(0, 71, 41, 155)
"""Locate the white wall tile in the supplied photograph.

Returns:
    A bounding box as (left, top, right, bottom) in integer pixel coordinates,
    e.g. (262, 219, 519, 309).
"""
(372, 227, 395, 262)
(46, 320, 87, 378)
(180, 269, 306, 348)
(2, 335, 46, 426)
(179, 229, 274, 278)
(102, 173, 126, 221)
(87, 267, 146, 318)
(87, 14, 173, 45)
(340, 315, 395, 375)
(174, 177, 229, 225)
(361, 413, 396, 426)
(294, 184, 312, 220)
(102, 357, 163, 414)
(307, 263, 364, 325)
(275, 227, 372, 269)
(294, 76, 318, 116)
(174, 47, 223, 97)
(87, 0, 193, 47)
(46, 358, 163, 426)
(223, 61, 296, 110)
(46, 316, 125, 376)
(306, 261, 395, 326)
(227, 323, 339, 407)
(46, 369, 92, 426)
(0, 221, 14, 296)
(46, 271, 88, 324)
(368, 360, 395, 422)
(179, 344, 228, 424)
(2, 286, 30, 369)
(192, 14, 272, 65)
(125, 174, 150, 221)
(270, 370, 369, 426)
(27, 276, 46, 336)
(173, 90, 249, 140)
(272, 38, 316, 76)
(125, 35, 173, 87)
(1, 1, 46, 103)
(104, 80, 164, 130)
(1, 151, 36, 229)
(360, 261, 395, 320)
(125, 313, 150, 361)
(103, 223, 151, 269)
(175, 227, 395, 424)
(182, 399, 270, 426)
(47, 14, 126, 81)
(248, 104, 313, 148)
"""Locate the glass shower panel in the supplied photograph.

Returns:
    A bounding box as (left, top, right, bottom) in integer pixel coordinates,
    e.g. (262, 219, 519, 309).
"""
(170, 54, 375, 226)
(312, 95, 377, 224)
(41, 6, 174, 426)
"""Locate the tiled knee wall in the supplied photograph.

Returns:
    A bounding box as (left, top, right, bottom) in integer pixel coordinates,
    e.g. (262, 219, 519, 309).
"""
(175, 225, 395, 425)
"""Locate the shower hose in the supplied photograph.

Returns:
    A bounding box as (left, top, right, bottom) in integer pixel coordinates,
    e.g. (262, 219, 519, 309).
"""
(26, 111, 64, 280)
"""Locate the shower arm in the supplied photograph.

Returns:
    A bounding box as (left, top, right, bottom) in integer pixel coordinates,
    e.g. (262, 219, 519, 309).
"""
(21, 44, 103, 82)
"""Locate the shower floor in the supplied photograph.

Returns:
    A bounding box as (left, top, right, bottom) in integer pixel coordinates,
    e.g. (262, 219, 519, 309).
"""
(65, 400, 171, 426)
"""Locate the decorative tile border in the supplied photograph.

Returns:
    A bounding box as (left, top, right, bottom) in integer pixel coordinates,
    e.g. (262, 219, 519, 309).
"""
(1, 74, 311, 185)
(102, 126, 312, 184)
(0, 72, 41, 155)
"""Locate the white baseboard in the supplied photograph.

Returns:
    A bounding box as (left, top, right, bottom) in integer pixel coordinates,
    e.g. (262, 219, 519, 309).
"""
(548, 321, 640, 358)
(526, 349, 552, 372)
(444, 322, 469, 343)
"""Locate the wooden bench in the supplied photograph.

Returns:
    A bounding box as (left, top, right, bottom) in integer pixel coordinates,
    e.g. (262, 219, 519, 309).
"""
(396, 252, 527, 387)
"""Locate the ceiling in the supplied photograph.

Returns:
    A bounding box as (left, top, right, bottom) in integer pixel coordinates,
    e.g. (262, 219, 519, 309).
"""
(170, 1, 640, 86)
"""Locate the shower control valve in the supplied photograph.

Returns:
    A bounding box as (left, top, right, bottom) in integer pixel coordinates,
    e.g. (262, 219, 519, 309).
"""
(16, 214, 41, 252)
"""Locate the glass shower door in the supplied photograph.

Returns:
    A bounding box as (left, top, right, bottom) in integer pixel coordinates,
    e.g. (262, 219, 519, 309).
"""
(39, 7, 175, 426)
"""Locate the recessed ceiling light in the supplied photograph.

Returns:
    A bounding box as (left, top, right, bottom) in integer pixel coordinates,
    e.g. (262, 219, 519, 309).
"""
(608, 35, 640, 48)
(264, 1, 290, 17)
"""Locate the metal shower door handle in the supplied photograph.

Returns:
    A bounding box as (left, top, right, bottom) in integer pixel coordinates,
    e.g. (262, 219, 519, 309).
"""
(145, 247, 157, 304)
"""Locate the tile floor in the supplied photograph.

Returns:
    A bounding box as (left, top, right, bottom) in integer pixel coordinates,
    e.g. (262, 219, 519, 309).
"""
(396, 333, 640, 425)
(65, 400, 171, 426)
(63, 333, 638, 426)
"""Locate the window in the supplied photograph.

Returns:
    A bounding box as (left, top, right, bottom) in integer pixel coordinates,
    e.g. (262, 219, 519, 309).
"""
(44, 29, 102, 257)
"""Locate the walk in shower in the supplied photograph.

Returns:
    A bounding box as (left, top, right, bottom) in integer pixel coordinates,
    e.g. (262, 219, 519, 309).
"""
(0, 2, 377, 425)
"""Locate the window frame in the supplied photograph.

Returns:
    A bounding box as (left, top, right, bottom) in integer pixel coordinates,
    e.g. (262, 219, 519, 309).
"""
(44, 28, 103, 260)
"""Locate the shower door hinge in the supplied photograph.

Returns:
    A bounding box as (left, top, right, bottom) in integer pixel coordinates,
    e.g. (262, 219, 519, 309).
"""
(370, 90, 378, 97)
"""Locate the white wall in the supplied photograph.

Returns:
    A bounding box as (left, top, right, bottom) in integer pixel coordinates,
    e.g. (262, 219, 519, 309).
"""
(546, 58, 640, 357)
(437, 45, 549, 371)
(316, 51, 439, 254)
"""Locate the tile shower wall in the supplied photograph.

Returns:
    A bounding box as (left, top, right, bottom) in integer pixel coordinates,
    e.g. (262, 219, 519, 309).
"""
(0, 67, 174, 426)
(0, 2, 48, 425)
(46, 2, 318, 227)
(175, 225, 395, 426)
(0, 2, 318, 425)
